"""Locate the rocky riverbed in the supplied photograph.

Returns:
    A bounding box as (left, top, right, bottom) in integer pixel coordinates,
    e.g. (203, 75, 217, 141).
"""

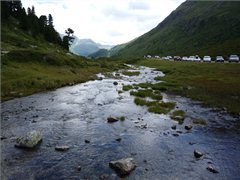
(1, 65, 240, 179)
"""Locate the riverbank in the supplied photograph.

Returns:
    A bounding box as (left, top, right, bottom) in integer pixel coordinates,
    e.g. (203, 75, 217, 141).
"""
(135, 59, 240, 114)
(1, 55, 125, 101)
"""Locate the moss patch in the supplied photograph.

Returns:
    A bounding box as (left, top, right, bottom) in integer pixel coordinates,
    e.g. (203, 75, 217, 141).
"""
(193, 118, 207, 125)
(130, 89, 162, 100)
(122, 71, 140, 76)
(171, 110, 186, 124)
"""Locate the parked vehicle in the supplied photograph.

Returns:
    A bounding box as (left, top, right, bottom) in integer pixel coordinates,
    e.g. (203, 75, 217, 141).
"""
(188, 56, 195, 61)
(194, 55, 201, 61)
(203, 56, 211, 62)
(216, 56, 224, 62)
(174, 56, 181, 61)
(229, 55, 239, 62)
(181, 56, 188, 61)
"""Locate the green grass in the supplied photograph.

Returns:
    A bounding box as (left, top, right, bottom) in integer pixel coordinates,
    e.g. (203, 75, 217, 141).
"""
(130, 89, 163, 100)
(135, 60, 240, 114)
(134, 98, 175, 114)
(1, 21, 124, 101)
(122, 85, 134, 91)
(171, 110, 186, 124)
(193, 118, 207, 125)
(122, 71, 140, 76)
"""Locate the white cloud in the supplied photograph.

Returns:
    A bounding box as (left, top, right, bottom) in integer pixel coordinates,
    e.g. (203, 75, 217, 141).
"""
(21, 0, 185, 45)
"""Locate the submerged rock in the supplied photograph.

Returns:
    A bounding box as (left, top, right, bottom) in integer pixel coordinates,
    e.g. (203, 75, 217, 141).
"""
(55, 145, 70, 151)
(185, 125, 192, 130)
(107, 117, 119, 123)
(206, 165, 219, 173)
(116, 138, 122, 142)
(109, 158, 136, 176)
(15, 130, 42, 148)
(77, 165, 82, 171)
(194, 150, 203, 158)
(171, 125, 177, 130)
(85, 140, 90, 143)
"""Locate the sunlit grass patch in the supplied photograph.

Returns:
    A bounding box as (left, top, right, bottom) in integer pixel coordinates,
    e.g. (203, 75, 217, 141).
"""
(154, 76, 164, 81)
(193, 118, 207, 125)
(117, 116, 126, 121)
(130, 89, 163, 100)
(122, 71, 140, 76)
(171, 110, 186, 124)
(134, 97, 175, 114)
(122, 85, 134, 91)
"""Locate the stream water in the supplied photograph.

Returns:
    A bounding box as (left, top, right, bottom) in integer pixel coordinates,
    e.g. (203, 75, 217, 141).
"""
(1, 65, 240, 179)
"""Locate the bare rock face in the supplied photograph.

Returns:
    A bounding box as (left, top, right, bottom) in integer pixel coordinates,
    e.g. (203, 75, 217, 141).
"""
(15, 130, 42, 148)
(109, 158, 136, 176)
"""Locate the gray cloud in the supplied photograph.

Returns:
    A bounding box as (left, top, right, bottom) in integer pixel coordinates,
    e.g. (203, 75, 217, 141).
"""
(128, 1, 150, 10)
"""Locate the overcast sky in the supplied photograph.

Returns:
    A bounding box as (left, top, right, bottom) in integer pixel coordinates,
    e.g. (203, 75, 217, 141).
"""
(21, 0, 185, 45)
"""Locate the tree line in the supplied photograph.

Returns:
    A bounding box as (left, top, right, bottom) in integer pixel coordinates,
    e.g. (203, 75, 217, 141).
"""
(1, 0, 74, 50)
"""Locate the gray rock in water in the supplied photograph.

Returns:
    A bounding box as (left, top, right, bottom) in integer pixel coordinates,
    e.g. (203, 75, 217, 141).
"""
(171, 125, 177, 130)
(107, 117, 119, 123)
(116, 138, 122, 142)
(55, 145, 70, 151)
(15, 130, 42, 148)
(194, 150, 203, 158)
(113, 81, 118, 85)
(109, 158, 136, 176)
(85, 140, 90, 143)
(185, 125, 193, 130)
(206, 165, 219, 173)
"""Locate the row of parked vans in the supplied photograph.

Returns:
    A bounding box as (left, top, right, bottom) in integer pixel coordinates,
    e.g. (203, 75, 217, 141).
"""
(148, 55, 239, 62)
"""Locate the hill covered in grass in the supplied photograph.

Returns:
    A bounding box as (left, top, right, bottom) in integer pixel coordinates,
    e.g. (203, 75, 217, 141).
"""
(115, 1, 240, 58)
(1, 2, 124, 101)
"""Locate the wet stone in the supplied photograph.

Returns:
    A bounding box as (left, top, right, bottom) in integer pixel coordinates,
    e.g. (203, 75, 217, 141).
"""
(55, 145, 70, 151)
(15, 130, 42, 148)
(113, 81, 118, 85)
(85, 140, 90, 143)
(77, 165, 82, 171)
(171, 125, 177, 130)
(107, 117, 118, 123)
(109, 158, 136, 177)
(172, 133, 179, 137)
(185, 125, 193, 130)
(1, 136, 7, 140)
(99, 174, 110, 180)
(207, 165, 219, 173)
(116, 138, 122, 142)
(194, 150, 203, 158)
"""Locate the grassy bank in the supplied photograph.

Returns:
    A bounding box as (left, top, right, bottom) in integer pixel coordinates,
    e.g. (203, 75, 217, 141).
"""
(1, 21, 124, 101)
(135, 59, 240, 114)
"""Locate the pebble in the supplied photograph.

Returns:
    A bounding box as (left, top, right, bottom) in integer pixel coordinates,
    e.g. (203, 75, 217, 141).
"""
(206, 165, 219, 173)
(194, 150, 203, 158)
(85, 140, 90, 143)
(55, 145, 70, 151)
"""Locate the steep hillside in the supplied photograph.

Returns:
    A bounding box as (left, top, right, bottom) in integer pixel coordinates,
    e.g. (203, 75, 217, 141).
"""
(116, 1, 240, 58)
(1, 18, 123, 101)
(70, 38, 114, 57)
(88, 49, 109, 59)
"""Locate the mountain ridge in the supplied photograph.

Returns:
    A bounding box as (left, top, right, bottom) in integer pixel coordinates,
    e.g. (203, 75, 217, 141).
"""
(114, 1, 240, 58)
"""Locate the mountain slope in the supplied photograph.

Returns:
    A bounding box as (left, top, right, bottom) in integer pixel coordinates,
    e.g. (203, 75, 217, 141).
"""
(70, 38, 114, 57)
(1, 17, 122, 101)
(116, 1, 240, 58)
